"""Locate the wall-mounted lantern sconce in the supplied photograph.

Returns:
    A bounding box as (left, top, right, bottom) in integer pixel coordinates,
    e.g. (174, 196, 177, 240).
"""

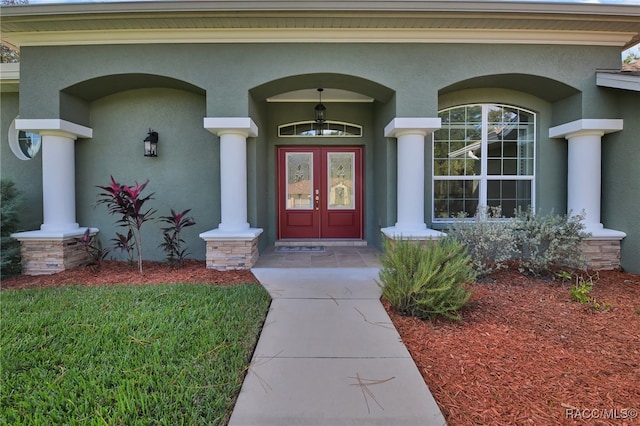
(143, 129, 158, 157)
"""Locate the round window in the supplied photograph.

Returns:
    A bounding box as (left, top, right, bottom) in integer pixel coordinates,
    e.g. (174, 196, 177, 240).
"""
(8, 118, 41, 160)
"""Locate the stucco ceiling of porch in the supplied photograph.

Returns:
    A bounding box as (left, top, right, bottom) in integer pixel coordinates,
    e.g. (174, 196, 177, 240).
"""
(62, 74, 206, 101)
(438, 73, 580, 103)
(250, 73, 394, 104)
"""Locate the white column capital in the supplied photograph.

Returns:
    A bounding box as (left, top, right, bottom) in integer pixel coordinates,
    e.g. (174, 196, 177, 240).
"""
(384, 117, 441, 138)
(549, 119, 623, 140)
(204, 117, 258, 138)
(15, 118, 93, 139)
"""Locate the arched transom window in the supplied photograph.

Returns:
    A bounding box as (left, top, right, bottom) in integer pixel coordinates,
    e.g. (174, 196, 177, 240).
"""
(433, 104, 536, 220)
(279, 121, 363, 137)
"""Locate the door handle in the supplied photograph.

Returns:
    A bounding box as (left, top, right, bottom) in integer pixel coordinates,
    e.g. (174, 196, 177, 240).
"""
(315, 189, 319, 210)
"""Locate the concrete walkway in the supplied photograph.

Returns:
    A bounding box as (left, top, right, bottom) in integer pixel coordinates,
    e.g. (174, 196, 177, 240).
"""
(228, 268, 446, 426)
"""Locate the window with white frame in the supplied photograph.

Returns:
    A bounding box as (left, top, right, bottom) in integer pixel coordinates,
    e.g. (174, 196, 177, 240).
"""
(279, 121, 362, 137)
(433, 104, 535, 220)
(8, 117, 41, 160)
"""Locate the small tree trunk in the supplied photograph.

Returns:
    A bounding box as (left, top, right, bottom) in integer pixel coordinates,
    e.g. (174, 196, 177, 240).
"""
(136, 230, 143, 274)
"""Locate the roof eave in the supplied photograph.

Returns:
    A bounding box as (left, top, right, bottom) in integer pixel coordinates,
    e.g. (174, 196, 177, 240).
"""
(2, 1, 638, 49)
(596, 70, 640, 92)
(2, 1, 640, 16)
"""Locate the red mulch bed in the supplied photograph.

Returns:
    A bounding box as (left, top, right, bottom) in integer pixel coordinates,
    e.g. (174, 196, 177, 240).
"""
(0, 260, 258, 290)
(386, 269, 640, 426)
(3, 263, 639, 424)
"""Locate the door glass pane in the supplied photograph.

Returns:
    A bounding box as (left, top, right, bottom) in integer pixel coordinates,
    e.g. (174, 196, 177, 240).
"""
(286, 152, 313, 209)
(328, 152, 355, 209)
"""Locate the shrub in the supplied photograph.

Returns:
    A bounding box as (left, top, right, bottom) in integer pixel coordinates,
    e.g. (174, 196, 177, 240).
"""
(512, 207, 588, 276)
(567, 272, 610, 311)
(447, 206, 589, 277)
(96, 176, 156, 273)
(111, 229, 135, 265)
(378, 237, 476, 321)
(158, 209, 196, 267)
(77, 228, 110, 269)
(447, 206, 517, 277)
(569, 275, 593, 304)
(1, 179, 22, 277)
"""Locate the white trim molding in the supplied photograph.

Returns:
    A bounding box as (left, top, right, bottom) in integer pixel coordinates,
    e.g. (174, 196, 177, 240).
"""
(549, 119, 623, 139)
(15, 119, 93, 139)
(12, 227, 98, 241)
(204, 117, 258, 138)
(6, 28, 634, 47)
(3, 1, 637, 48)
(0, 63, 20, 81)
(596, 71, 640, 92)
(384, 117, 441, 138)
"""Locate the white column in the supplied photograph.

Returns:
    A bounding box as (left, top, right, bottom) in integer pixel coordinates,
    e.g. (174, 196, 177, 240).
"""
(40, 131, 79, 231)
(13, 119, 93, 238)
(549, 119, 626, 238)
(219, 130, 250, 231)
(567, 131, 603, 230)
(201, 117, 262, 239)
(382, 117, 444, 239)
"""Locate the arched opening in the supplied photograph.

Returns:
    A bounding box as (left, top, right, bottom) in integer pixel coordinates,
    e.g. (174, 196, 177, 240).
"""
(439, 73, 579, 103)
(248, 74, 396, 247)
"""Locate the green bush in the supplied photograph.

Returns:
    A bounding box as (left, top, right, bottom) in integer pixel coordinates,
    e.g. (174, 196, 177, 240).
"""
(446, 206, 517, 277)
(447, 206, 589, 277)
(513, 207, 588, 276)
(378, 237, 476, 321)
(1, 179, 22, 277)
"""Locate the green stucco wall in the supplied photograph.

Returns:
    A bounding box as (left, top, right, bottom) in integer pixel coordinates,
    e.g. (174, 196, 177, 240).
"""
(3, 41, 637, 270)
(75, 88, 215, 261)
(0, 92, 43, 232)
(18, 43, 619, 123)
(602, 90, 640, 273)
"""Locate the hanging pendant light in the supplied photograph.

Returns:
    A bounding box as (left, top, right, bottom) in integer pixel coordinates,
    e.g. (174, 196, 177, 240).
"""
(314, 88, 326, 136)
(314, 88, 326, 122)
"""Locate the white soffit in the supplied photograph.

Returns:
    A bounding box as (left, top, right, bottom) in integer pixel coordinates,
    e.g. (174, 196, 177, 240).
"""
(549, 119, 623, 139)
(0, 63, 20, 80)
(596, 72, 640, 92)
(0, 63, 20, 92)
(2, 1, 639, 48)
(4, 28, 635, 47)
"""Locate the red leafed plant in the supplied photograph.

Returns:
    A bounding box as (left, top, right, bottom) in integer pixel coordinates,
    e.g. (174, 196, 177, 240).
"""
(96, 176, 156, 273)
(158, 209, 196, 267)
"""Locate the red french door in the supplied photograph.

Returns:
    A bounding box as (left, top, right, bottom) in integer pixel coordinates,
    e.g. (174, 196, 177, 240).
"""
(277, 146, 363, 239)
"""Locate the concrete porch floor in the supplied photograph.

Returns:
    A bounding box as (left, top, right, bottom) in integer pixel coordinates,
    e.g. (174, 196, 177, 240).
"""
(253, 242, 382, 268)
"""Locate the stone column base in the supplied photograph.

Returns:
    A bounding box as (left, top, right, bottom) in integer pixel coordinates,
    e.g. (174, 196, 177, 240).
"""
(12, 229, 95, 276)
(200, 228, 263, 271)
(582, 238, 622, 271)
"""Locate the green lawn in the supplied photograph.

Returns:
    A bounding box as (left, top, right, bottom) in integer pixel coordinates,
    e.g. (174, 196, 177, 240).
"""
(0, 283, 271, 425)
